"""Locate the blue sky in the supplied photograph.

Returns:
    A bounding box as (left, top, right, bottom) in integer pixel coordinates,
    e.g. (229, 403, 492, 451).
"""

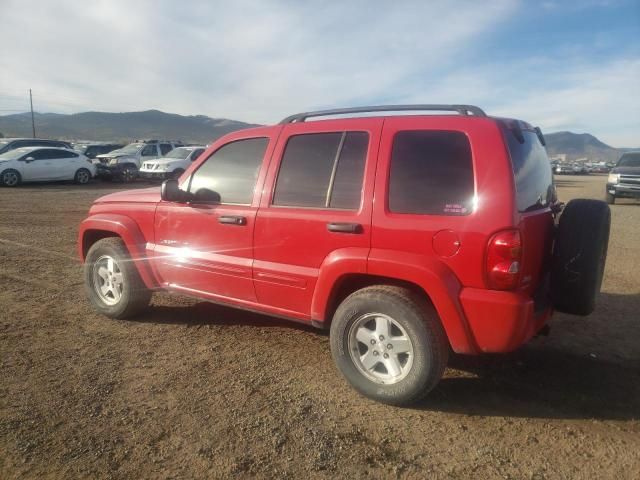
(0, 0, 638, 146)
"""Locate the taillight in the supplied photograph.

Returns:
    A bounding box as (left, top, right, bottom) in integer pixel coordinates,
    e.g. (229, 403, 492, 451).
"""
(486, 229, 522, 290)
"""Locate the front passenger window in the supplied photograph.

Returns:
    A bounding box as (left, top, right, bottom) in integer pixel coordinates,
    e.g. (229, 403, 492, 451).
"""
(141, 145, 157, 156)
(188, 138, 268, 204)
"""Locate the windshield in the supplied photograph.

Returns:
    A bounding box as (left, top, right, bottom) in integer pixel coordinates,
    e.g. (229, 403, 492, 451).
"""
(112, 143, 144, 155)
(75, 145, 89, 153)
(0, 141, 9, 149)
(0, 148, 30, 161)
(163, 147, 192, 159)
(617, 153, 640, 168)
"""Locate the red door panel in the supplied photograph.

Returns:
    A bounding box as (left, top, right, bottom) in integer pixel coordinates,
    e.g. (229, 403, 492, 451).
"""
(153, 203, 257, 301)
(253, 118, 383, 318)
(150, 126, 280, 303)
(371, 116, 516, 290)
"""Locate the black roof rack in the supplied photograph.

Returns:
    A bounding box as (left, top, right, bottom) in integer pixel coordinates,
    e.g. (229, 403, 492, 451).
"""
(279, 104, 486, 124)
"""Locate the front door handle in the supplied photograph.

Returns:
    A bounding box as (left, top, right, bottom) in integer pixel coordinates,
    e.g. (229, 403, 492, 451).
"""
(327, 222, 362, 234)
(219, 215, 247, 225)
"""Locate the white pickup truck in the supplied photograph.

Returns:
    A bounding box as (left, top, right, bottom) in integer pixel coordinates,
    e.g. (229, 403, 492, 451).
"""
(95, 140, 183, 182)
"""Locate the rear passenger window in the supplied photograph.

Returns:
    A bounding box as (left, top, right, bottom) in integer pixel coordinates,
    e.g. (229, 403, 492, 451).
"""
(189, 137, 268, 204)
(389, 131, 474, 215)
(273, 132, 368, 209)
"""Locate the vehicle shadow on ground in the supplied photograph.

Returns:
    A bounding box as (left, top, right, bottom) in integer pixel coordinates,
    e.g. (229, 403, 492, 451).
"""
(417, 348, 639, 420)
(418, 292, 640, 421)
(134, 292, 639, 421)
(131, 300, 320, 333)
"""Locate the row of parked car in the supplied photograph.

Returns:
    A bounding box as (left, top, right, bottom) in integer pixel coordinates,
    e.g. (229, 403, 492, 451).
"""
(551, 161, 613, 175)
(0, 137, 206, 187)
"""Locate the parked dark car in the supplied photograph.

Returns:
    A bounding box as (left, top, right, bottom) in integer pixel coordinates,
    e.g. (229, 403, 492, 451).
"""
(74, 143, 124, 160)
(0, 138, 73, 155)
(606, 152, 640, 204)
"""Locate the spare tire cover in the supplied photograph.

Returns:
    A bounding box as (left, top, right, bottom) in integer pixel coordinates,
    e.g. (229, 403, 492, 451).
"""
(551, 199, 611, 316)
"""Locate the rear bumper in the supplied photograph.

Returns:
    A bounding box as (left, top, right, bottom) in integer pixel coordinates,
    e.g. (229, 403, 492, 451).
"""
(607, 182, 640, 198)
(460, 288, 552, 353)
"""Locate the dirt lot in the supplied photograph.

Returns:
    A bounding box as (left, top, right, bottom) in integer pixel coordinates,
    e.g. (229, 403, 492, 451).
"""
(1, 175, 638, 479)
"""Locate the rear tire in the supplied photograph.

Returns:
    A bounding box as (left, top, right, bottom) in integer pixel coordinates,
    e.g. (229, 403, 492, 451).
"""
(74, 168, 91, 184)
(330, 285, 449, 406)
(551, 199, 611, 316)
(1, 169, 21, 187)
(605, 192, 615, 204)
(84, 237, 151, 319)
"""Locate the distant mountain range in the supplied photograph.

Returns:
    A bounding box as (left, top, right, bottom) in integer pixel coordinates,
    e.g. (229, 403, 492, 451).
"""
(544, 131, 627, 163)
(0, 110, 257, 144)
(0, 110, 634, 162)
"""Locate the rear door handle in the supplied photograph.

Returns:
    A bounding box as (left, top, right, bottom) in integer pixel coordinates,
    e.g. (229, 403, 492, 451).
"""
(218, 215, 247, 225)
(327, 222, 362, 234)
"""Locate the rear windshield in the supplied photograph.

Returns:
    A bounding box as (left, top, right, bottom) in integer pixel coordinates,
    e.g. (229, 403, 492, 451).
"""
(502, 126, 554, 212)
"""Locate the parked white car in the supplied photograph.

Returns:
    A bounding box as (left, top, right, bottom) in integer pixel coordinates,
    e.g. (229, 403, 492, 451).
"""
(139, 146, 206, 180)
(0, 147, 96, 187)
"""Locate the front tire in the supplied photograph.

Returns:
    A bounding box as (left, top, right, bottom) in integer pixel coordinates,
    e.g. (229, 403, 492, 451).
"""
(74, 168, 91, 184)
(329, 285, 449, 406)
(606, 192, 615, 204)
(121, 165, 138, 183)
(84, 237, 151, 319)
(1, 169, 21, 187)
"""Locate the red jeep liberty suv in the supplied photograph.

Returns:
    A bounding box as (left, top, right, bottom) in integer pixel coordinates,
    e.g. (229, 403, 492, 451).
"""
(79, 105, 611, 405)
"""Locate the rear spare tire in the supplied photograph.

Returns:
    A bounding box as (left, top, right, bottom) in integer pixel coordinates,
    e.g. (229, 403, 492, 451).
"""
(551, 199, 610, 316)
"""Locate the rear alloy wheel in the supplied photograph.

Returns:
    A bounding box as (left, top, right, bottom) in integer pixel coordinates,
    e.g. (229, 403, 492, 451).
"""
(1, 169, 21, 187)
(74, 168, 91, 184)
(330, 285, 449, 406)
(121, 166, 137, 183)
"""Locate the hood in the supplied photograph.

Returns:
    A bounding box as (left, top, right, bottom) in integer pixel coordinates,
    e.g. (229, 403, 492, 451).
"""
(96, 150, 134, 159)
(94, 187, 161, 204)
(612, 166, 640, 175)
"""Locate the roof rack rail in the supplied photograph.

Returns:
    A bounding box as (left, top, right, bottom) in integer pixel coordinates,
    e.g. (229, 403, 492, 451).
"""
(279, 104, 486, 124)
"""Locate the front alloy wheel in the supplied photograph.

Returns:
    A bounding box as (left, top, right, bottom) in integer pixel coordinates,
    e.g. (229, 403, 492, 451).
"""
(92, 255, 124, 305)
(84, 237, 151, 319)
(1, 169, 21, 187)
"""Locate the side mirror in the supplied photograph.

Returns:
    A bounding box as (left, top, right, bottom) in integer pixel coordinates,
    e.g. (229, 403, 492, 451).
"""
(160, 179, 184, 202)
(24, 157, 35, 162)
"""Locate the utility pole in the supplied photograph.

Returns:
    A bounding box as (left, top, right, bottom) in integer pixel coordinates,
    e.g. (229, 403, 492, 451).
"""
(29, 89, 36, 138)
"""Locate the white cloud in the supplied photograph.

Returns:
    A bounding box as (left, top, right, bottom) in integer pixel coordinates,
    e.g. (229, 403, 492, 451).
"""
(398, 56, 640, 147)
(0, 0, 638, 146)
(0, 0, 516, 119)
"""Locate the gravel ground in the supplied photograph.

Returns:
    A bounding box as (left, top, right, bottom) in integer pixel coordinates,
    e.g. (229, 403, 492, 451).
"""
(1, 175, 638, 479)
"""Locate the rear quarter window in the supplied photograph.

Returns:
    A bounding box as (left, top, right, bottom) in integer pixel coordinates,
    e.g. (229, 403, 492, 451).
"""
(388, 130, 474, 215)
(502, 126, 554, 212)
